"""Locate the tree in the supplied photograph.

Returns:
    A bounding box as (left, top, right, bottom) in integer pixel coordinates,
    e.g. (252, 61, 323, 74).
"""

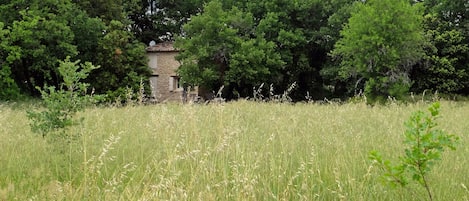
(127, 0, 159, 44)
(177, 0, 358, 100)
(8, 4, 78, 95)
(0, 0, 28, 26)
(0, 0, 150, 101)
(128, 0, 206, 43)
(244, 0, 329, 99)
(64, 8, 106, 66)
(66, 1, 151, 101)
(411, 0, 469, 95)
(319, 0, 360, 97)
(0, 22, 21, 100)
(72, 0, 125, 23)
(88, 20, 151, 101)
(175, 1, 284, 99)
(332, 0, 426, 102)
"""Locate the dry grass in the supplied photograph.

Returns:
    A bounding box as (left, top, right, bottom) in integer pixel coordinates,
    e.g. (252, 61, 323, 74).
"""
(0, 100, 468, 200)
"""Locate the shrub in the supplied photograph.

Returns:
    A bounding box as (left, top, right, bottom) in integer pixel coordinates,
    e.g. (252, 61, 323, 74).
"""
(369, 102, 460, 200)
(27, 57, 99, 139)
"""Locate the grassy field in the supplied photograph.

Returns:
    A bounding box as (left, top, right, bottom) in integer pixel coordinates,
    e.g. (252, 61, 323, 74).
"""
(0, 100, 468, 200)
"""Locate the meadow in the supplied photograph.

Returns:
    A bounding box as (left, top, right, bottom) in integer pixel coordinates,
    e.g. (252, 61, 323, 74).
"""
(0, 100, 468, 200)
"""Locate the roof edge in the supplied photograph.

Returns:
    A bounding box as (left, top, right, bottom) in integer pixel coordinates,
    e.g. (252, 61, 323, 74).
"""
(146, 41, 179, 52)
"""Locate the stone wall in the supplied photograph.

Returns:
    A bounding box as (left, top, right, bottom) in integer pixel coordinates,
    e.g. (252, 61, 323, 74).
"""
(147, 42, 197, 102)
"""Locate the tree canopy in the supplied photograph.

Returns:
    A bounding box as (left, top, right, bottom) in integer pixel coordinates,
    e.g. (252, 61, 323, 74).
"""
(331, 0, 426, 102)
(411, 0, 469, 94)
(0, 0, 149, 100)
(0, 22, 21, 100)
(0, 0, 468, 102)
(175, 1, 284, 98)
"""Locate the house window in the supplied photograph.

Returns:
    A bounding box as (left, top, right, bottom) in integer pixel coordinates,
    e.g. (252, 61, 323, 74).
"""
(149, 75, 158, 99)
(148, 54, 158, 70)
(169, 76, 183, 91)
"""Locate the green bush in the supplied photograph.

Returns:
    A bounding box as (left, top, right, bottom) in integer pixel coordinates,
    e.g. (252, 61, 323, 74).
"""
(27, 57, 99, 139)
(0, 66, 21, 100)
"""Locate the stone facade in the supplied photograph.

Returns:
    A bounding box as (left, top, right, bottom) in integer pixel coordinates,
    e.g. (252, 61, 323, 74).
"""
(146, 42, 198, 102)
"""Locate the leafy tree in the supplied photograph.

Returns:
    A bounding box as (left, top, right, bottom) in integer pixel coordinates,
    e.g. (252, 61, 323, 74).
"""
(177, 0, 358, 100)
(127, 0, 159, 44)
(411, 0, 469, 94)
(72, 0, 125, 23)
(65, 1, 151, 101)
(319, 0, 360, 97)
(55, 1, 152, 102)
(175, 1, 284, 99)
(245, 0, 328, 99)
(64, 8, 106, 66)
(89, 20, 151, 101)
(0, 22, 21, 100)
(215, 0, 334, 99)
(332, 0, 426, 102)
(1, 0, 150, 101)
(8, 5, 78, 95)
(128, 0, 206, 43)
(0, 0, 28, 26)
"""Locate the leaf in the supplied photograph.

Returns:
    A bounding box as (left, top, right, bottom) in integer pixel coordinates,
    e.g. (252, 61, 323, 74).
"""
(428, 102, 440, 116)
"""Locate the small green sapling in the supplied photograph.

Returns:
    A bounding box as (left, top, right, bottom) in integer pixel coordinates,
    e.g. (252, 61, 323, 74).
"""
(369, 102, 459, 201)
(27, 56, 99, 139)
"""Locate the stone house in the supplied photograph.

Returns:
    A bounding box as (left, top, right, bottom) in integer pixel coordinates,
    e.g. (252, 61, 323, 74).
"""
(146, 42, 198, 102)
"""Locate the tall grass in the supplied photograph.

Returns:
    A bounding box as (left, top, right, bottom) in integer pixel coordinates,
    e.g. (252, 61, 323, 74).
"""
(0, 101, 467, 200)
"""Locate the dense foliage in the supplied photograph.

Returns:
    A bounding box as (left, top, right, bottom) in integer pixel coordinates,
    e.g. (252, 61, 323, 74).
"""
(1, 0, 468, 101)
(332, 0, 425, 102)
(0, 0, 149, 101)
(175, 1, 284, 99)
(0, 22, 21, 100)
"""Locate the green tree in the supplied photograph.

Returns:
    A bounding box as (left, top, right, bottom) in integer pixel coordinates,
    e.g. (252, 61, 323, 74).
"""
(245, 0, 328, 99)
(0, 0, 27, 26)
(72, 0, 125, 23)
(89, 20, 151, 101)
(218, 0, 342, 99)
(411, 0, 469, 95)
(127, 0, 159, 44)
(332, 0, 426, 102)
(67, 1, 151, 101)
(128, 0, 206, 43)
(177, 0, 357, 100)
(0, 22, 21, 100)
(8, 5, 78, 95)
(64, 8, 106, 66)
(319, 0, 360, 97)
(175, 1, 284, 99)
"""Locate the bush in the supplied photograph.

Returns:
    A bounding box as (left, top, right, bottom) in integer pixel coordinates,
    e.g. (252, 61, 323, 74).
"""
(369, 102, 460, 200)
(27, 57, 99, 140)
